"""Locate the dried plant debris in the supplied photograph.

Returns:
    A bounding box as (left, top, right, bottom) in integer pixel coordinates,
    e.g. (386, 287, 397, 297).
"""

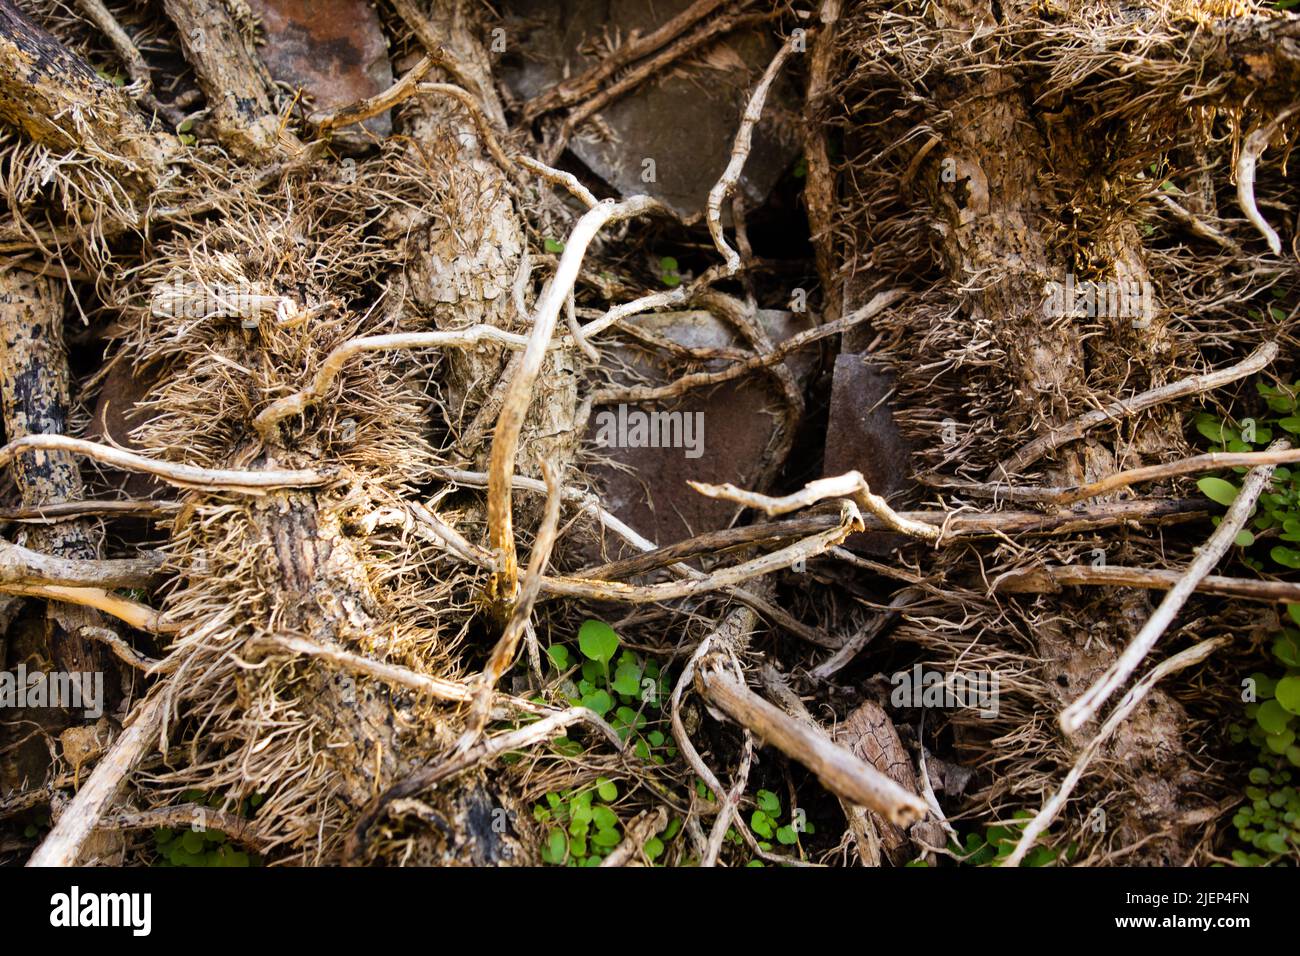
(0, 0, 1297, 869)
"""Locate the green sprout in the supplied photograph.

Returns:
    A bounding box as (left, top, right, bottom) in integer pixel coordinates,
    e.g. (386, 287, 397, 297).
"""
(658, 256, 681, 287)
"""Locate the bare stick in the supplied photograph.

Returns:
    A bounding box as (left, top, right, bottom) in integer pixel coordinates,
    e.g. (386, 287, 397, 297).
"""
(516, 155, 598, 209)
(313, 55, 434, 132)
(1001, 340, 1279, 474)
(669, 605, 750, 812)
(1157, 193, 1243, 256)
(522, 0, 731, 121)
(541, 504, 864, 603)
(0, 538, 159, 588)
(703, 729, 753, 867)
(811, 589, 919, 680)
(0, 499, 180, 522)
(544, 5, 768, 164)
(695, 664, 928, 825)
(583, 498, 1209, 580)
(485, 196, 664, 608)
(600, 807, 669, 867)
(435, 466, 828, 646)
(99, 806, 265, 851)
(0, 434, 325, 493)
(589, 289, 908, 398)
(0, 583, 169, 633)
(253, 327, 530, 438)
(994, 564, 1300, 603)
(937, 449, 1300, 506)
(1060, 442, 1286, 734)
(78, 624, 158, 670)
(707, 34, 797, 274)
(27, 694, 165, 866)
(1237, 105, 1299, 255)
(1004, 637, 1227, 867)
(690, 470, 942, 541)
(459, 463, 564, 749)
(579, 289, 681, 340)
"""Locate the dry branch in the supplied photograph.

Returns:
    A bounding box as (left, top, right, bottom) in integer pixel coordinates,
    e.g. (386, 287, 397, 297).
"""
(0, 538, 159, 588)
(695, 664, 928, 826)
(690, 470, 942, 541)
(0, 434, 327, 493)
(485, 196, 665, 609)
(1000, 341, 1279, 474)
(994, 564, 1300, 604)
(1060, 443, 1286, 734)
(27, 695, 165, 866)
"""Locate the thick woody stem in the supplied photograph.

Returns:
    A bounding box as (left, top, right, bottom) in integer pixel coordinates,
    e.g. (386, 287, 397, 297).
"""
(0, 0, 174, 195)
(161, 0, 290, 160)
(485, 196, 662, 611)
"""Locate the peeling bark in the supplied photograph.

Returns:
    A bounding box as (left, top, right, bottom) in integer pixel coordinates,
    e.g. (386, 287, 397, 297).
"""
(0, 271, 113, 690)
(0, 0, 173, 195)
(162, 0, 292, 160)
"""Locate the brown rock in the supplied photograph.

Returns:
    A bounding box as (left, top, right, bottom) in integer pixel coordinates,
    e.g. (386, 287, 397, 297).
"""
(584, 309, 812, 553)
(247, 0, 394, 142)
(823, 353, 914, 554)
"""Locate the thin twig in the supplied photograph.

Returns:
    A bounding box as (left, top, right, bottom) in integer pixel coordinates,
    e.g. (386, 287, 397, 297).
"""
(253, 327, 531, 438)
(1237, 105, 1299, 255)
(100, 806, 266, 852)
(1000, 340, 1279, 474)
(0, 499, 180, 522)
(690, 470, 941, 541)
(1060, 442, 1286, 734)
(485, 196, 665, 608)
(1004, 637, 1227, 866)
(588, 289, 908, 398)
(1, 583, 170, 633)
(707, 33, 797, 274)
(312, 55, 434, 132)
(0, 435, 326, 493)
(522, 0, 732, 121)
(541, 503, 864, 603)
(933, 448, 1300, 506)
(993, 564, 1300, 603)
(459, 462, 564, 749)
(434, 466, 831, 647)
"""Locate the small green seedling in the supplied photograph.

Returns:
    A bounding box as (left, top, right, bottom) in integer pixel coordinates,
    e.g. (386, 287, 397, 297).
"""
(658, 256, 681, 287)
(546, 619, 674, 763)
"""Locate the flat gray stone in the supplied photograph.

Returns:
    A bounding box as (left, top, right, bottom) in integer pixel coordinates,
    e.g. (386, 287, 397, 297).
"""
(499, 0, 801, 219)
(823, 353, 914, 554)
(584, 308, 812, 553)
